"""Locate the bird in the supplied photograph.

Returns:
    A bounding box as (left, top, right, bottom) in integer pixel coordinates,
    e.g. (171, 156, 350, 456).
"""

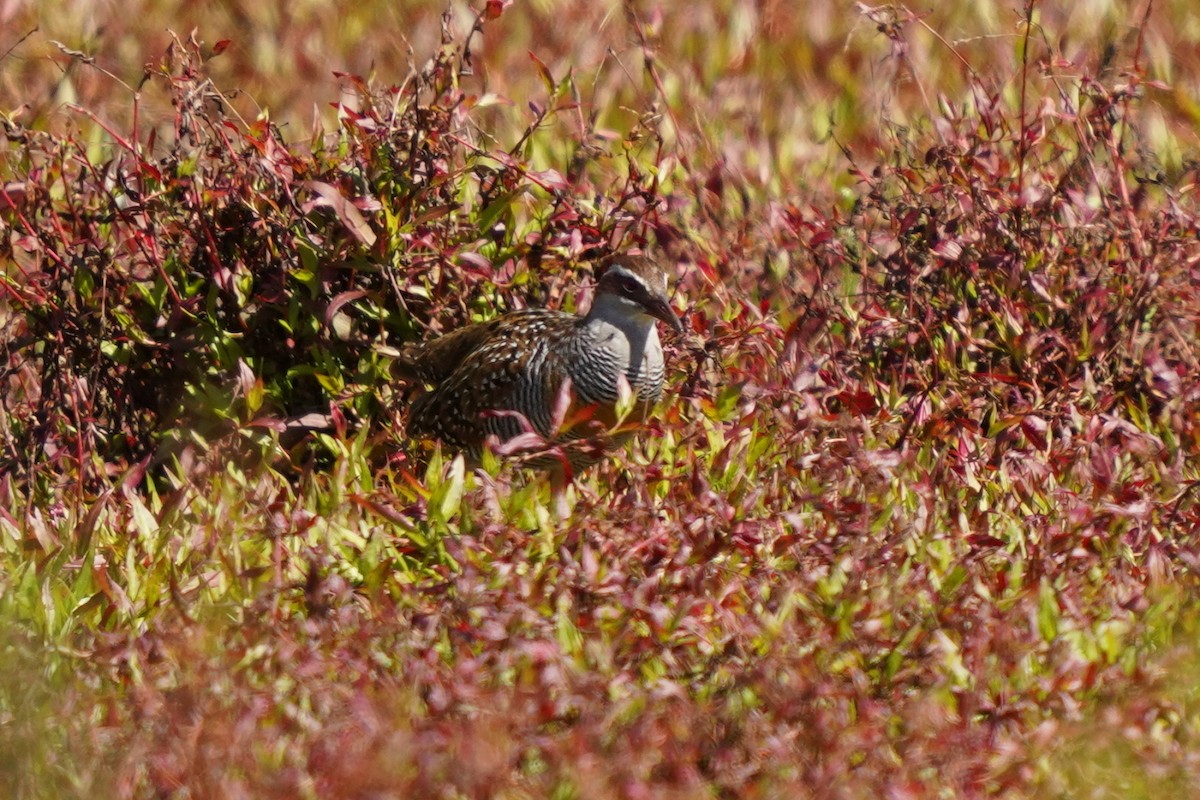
(395, 254, 683, 473)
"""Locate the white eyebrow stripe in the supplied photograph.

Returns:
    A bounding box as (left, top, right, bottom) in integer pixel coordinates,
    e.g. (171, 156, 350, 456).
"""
(606, 265, 647, 288)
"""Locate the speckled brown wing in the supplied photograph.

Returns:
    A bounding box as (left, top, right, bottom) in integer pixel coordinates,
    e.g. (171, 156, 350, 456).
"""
(393, 318, 504, 384)
(404, 309, 578, 453)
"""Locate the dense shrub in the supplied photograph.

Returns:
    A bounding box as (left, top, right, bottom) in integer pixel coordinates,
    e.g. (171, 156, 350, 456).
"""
(0, 25, 667, 485)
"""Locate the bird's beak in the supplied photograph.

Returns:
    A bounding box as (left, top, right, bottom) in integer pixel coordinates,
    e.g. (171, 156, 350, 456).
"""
(648, 295, 684, 334)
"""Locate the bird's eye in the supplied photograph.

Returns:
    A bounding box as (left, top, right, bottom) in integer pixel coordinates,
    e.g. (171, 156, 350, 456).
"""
(619, 276, 640, 295)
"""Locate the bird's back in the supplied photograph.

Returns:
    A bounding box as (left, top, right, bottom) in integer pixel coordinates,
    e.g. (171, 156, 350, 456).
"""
(402, 308, 581, 453)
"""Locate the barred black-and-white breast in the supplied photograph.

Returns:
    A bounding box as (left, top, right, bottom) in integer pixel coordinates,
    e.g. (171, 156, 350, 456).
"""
(395, 255, 683, 467)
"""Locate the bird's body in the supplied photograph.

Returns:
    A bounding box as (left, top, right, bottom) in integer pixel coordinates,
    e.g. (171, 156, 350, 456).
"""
(397, 255, 682, 469)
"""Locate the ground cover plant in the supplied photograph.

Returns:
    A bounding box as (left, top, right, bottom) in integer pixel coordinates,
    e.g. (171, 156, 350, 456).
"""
(2, 1, 1200, 797)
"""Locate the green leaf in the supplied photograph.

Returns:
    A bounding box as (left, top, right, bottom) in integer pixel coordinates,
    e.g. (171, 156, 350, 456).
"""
(555, 594, 583, 658)
(246, 377, 265, 414)
(476, 187, 523, 235)
(100, 340, 130, 365)
(713, 382, 744, 421)
(432, 455, 465, 523)
(1037, 579, 1059, 642)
